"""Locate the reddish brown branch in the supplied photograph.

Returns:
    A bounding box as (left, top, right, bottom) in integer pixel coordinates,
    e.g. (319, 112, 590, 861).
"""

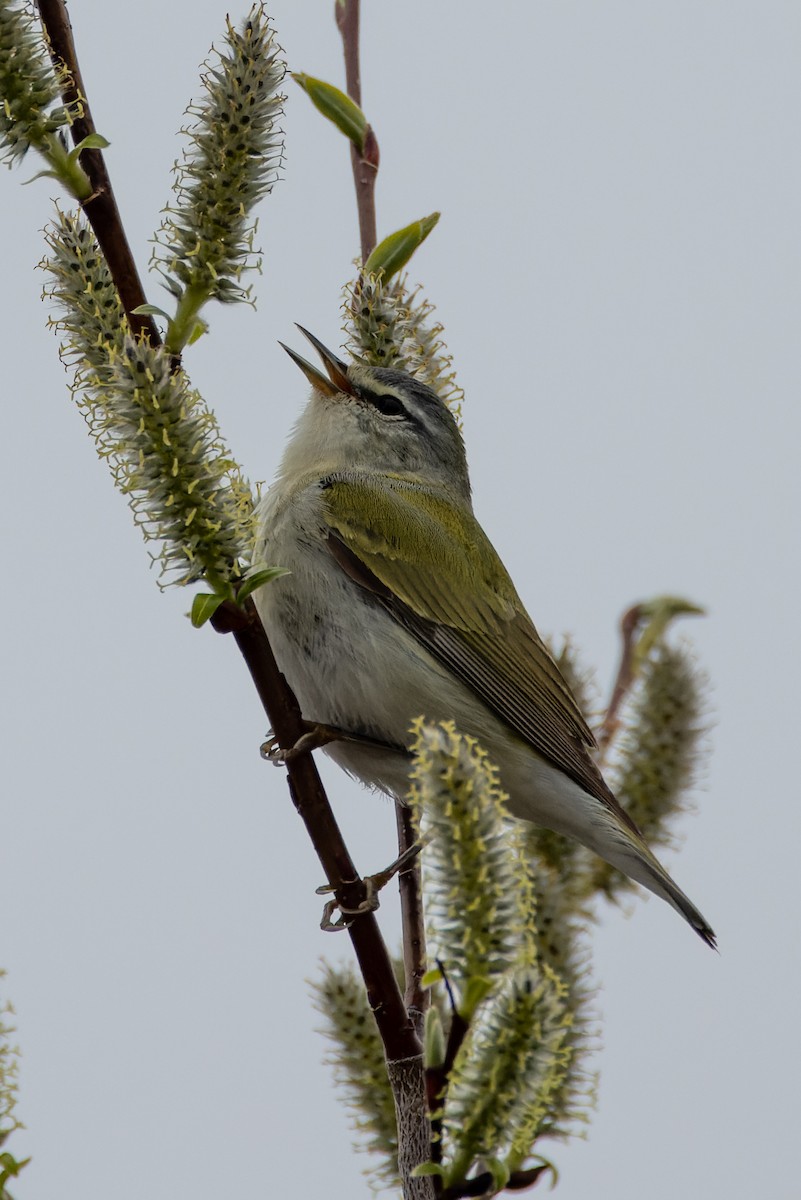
(335, 0, 378, 261)
(596, 602, 644, 765)
(218, 600, 420, 1061)
(36, 0, 160, 347)
(395, 803, 429, 1028)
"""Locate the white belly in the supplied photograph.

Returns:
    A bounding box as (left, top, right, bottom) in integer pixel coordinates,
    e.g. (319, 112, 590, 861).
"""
(254, 484, 607, 847)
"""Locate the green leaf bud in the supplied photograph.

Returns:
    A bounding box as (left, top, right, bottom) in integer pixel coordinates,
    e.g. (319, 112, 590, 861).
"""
(190, 592, 226, 627)
(293, 72, 367, 152)
(364, 212, 440, 281)
(424, 1005, 445, 1070)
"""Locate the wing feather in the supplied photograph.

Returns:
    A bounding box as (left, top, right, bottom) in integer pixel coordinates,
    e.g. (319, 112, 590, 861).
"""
(323, 474, 613, 805)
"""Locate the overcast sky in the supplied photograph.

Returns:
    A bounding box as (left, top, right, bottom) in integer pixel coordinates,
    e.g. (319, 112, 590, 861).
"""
(2, 2, 800, 1198)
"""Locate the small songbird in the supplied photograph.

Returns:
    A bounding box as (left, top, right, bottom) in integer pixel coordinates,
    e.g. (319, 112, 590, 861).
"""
(255, 328, 715, 947)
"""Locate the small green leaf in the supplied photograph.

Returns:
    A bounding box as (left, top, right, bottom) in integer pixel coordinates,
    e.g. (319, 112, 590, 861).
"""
(187, 317, 209, 346)
(485, 1156, 511, 1192)
(421, 966, 443, 988)
(190, 592, 226, 627)
(293, 72, 367, 152)
(237, 566, 290, 603)
(459, 975, 494, 1018)
(411, 1162, 446, 1179)
(161, 276, 184, 300)
(364, 213, 440, 280)
(69, 132, 111, 157)
(0, 1152, 31, 1185)
(22, 169, 61, 186)
(635, 595, 705, 666)
(424, 1006, 445, 1068)
(132, 303, 171, 320)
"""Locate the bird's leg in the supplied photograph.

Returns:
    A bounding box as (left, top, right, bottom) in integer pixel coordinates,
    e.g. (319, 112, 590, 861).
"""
(261, 721, 408, 764)
(260, 721, 342, 763)
(315, 839, 426, 929)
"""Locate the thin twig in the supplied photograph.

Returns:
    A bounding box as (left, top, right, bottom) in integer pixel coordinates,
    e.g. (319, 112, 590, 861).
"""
(335, 0, 378, 260)
(426, 968, 469, 1165)
(35, 0, 160, 347)
(595, 602, 644, 766)
(395, 804, 429, 1030)
(215, 600, 421, 1061)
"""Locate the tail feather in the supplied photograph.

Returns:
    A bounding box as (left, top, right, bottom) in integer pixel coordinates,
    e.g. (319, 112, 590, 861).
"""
(613, 835, 717, 949)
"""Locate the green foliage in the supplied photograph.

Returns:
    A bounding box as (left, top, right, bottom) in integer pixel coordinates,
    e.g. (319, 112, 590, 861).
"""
(443, 966, 570, 1187)
(153, 4, 285, 352)
(44, 211, 257, 590)
(311, 960, 401, 1192)
(0, 2, 71, 160)
(0, 974, 21, 1146)
(364, 214, 440, 282)
(592, 640, 706, 900)
(316, 623, 706, 1194)
(521, 849, 598, 1140)
(0, 971, 27, 1200)
(344, 272, 464, 417)
(408, 724, 591, 1195)
(293, 72, 367, 152)
(409, 721, 537, 1020)
(0, 5, 712, 1194)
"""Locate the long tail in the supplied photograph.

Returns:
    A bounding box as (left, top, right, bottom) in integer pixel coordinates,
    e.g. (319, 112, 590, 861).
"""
(610, 833, 717, 949)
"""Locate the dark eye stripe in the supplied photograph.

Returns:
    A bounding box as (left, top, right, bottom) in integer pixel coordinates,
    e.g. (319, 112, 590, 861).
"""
(357, 385, 406, 418)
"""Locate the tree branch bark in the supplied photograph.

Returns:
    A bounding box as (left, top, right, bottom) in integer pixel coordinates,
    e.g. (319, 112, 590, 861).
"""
(36, 0, 160, 347)
(335, 0, 378, 261)
(595, 602, 644, 766)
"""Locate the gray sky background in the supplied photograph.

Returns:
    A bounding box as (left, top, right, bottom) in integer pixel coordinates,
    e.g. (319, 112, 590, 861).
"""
(2, 2, 799, 1197)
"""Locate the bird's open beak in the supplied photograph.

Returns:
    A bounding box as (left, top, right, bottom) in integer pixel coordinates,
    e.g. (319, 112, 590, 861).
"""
(279, 325, 355, 398)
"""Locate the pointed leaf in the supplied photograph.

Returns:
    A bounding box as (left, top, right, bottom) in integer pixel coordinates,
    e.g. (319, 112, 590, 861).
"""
(237, 566, 290, 603)
(132, 303, 171, 320)
(635, 595, 706, 665)
(364, 213, 440, 280)
(70, 133, 111, 157)
(293, 72, 367, 152)
(187, 317, 209, 345)
(161, 276, 185, 300)
(22, 169, 61, 186)
(190, 592, 226, 628)
(421, 966, 444, 988)
(411, 1163, 446, 1179)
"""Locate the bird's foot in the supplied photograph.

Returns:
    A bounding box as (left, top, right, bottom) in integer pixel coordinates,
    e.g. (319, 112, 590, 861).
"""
(260, 721, 344, 764)
(315, 841, 424, 932)
(261, 721, 406, 765)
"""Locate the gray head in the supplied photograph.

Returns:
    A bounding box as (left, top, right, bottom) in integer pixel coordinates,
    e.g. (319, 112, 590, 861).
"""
(279, 327, 471, 501)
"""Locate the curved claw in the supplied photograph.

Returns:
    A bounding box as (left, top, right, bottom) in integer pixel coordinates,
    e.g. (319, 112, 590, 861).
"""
(319, 898, 355, 932)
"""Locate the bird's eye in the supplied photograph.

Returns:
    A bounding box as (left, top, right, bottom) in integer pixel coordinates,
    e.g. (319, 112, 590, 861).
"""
(358, 386, 406, 418)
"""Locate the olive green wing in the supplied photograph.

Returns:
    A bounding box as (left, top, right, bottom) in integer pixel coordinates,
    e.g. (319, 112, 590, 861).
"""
(321, 473, 609, 803)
